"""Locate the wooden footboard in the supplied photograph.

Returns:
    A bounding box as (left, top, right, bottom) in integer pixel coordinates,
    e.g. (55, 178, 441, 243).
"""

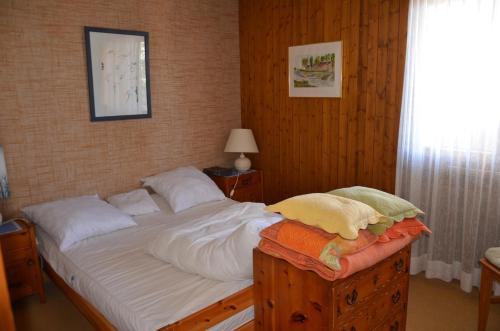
(161, 287, 254, 330)
(42, 258, 254, 331)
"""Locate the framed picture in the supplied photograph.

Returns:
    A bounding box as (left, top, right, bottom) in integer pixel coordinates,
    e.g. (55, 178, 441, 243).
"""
(84, 27, 152, 121)
(289, 41, 342, 98)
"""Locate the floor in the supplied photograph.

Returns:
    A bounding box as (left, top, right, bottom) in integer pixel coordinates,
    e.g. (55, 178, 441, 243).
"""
(12, 273, 500, 331)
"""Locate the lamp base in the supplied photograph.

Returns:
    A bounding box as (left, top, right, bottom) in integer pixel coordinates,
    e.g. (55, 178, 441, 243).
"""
(234, 153, 251, 172)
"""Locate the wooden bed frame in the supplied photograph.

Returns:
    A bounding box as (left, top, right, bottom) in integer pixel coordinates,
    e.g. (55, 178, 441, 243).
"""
(43, 258, 255, 331)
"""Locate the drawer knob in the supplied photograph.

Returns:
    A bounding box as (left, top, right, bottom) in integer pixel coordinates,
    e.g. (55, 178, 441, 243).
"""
(394, 258, 404, 272)
(27, 259, 34, 266)
(291, 311, 308, 323)
(392, 290, 401, 304)
(346, 289, 358, 305)
(241, 178, 251, 186)
(390, 321, 399, 331)
(350, 327, 356, 331)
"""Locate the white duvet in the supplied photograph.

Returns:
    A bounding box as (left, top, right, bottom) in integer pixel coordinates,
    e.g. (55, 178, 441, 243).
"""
(148, 202, 283, 281)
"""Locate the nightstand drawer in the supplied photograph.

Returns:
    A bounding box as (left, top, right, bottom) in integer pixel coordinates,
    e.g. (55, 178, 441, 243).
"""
(208, 169, 264, 203)
(3, 247, 32, 265)
(232, 186, 263, 203)
(6, 257, 38, 301)
(2, 230, 31, 252)
(234, 172, 261, 189)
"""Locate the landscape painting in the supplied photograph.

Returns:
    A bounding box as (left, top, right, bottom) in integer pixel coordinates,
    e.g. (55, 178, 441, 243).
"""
(289, 41, 342, 98)
(294, 53, 336, 87)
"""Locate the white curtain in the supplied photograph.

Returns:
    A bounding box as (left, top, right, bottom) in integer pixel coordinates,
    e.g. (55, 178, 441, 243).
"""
(396, 0, 500, 293)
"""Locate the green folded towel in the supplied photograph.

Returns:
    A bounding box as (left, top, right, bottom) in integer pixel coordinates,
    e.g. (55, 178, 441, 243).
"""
(328, 186, 424, 222)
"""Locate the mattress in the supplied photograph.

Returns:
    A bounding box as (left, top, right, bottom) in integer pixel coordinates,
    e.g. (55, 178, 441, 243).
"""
(37, 195, 254, 331)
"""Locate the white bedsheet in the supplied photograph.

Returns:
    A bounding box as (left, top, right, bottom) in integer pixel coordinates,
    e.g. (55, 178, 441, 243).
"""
(37, 195, 254, 331)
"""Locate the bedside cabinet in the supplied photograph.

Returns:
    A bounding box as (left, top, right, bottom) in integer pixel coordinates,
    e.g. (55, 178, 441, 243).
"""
(208, 169, 264, 202)
(0, 219, 45, 303)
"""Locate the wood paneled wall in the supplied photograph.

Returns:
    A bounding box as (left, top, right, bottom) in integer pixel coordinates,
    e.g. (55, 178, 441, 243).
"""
(239, 0, 409, 203)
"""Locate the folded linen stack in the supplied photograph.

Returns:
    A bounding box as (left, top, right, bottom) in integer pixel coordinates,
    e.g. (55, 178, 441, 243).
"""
(259, 187, 431, 281)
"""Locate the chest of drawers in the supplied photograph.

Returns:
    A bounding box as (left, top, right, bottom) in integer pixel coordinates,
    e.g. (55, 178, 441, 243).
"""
(253, 245, 411, 330)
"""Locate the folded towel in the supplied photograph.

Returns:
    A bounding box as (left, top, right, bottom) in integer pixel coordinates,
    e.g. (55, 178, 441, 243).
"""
(379, 218, 431, 242)
(259, 231, 416, 281)
(260, 219, 379, 270)
(259, 218, 431, 280)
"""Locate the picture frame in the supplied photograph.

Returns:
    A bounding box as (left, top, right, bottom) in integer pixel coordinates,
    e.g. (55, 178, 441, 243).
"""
(84, 27, 152, 121)
(288, 41, 342, 98)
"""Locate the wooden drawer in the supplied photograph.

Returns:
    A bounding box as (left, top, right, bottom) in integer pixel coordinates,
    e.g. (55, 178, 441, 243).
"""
(232, 186, 262, 202)
(374, 307, 406, 331)
(2, 247, 32, 266)
(335, 247, 409, 318)
(336, 275, 408, 331)
(234, 172, 261, 189)
(5, 257, 38, 301)
(1, 230, 31, 252)
(209, 170, 263, 202)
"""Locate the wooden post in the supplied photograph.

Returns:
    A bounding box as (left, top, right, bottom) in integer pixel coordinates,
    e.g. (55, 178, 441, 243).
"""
(478, 259, 500, 331)
(0, 242, 15, 331)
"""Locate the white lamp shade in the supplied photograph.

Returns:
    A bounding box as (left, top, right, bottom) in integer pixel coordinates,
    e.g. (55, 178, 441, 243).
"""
(224, 129, 259, 153)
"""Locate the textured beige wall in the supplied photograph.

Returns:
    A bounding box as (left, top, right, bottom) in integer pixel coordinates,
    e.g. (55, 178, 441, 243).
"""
(0, 0, 241, 216)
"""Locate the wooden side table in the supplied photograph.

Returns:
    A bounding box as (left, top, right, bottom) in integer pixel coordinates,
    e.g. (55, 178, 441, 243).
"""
(208, 169, 264, 203)
(478, 258, 500, 331)
(0, 218, 45, 303)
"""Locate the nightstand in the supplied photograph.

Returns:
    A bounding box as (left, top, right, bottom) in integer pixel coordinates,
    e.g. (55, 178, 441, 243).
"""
(208, 169, 264, 202)
(0, 218, 45, 303)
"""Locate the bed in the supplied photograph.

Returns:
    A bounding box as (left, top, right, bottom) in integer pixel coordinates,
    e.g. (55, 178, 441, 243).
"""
(37, 195, 256, 331)
(31, 178, 427, 331)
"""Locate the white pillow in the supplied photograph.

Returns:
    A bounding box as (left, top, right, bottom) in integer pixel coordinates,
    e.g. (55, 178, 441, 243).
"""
(141, 166, 212, 185)
(22, 195, 137, 251)
(142, 166, 226, 213)
(107, 189, 160, 216)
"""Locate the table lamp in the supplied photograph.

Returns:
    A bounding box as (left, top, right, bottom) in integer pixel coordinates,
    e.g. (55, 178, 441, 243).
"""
(224, 129, 259, 172)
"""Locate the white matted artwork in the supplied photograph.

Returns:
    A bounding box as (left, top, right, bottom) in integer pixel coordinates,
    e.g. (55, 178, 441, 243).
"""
(289, 41, 342, 98)
(85, 27, 152, 121)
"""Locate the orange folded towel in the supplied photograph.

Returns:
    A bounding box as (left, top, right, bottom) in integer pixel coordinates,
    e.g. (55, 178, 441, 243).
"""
(261, 219, 379, 270)
(258, 218, 430, 281)
(380, 218, 431, 242)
